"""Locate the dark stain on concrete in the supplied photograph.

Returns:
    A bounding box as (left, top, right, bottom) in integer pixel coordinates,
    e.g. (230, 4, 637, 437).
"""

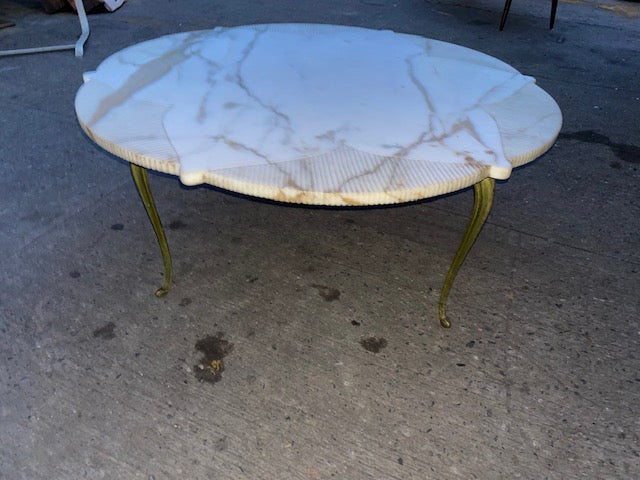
(559, 130, 640, 164)
(179, 297, 192, 307)
(609, 161, 622, 169)
(69, 270, 81, 278)
(110, 223, 124, 231)
(216, 436, 229, 451)
(93, 322, 116, 340)
(360, 337, 387, 353)
(169, 219, 187, 230)
(194, 333, 234, 384)
(351, 320, 361, 326)
(311, 284, 341, 302)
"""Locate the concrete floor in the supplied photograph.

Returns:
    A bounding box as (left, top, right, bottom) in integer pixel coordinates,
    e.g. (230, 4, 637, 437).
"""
(1, 0, 639, 478)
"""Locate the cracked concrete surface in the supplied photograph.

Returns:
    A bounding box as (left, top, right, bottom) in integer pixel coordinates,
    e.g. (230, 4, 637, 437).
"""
(1, 0, 639, 478)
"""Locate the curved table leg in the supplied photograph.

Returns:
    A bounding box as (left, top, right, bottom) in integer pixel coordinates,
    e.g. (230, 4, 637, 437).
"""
(130, 164, 172, 297)
(438, 178, 495, 328)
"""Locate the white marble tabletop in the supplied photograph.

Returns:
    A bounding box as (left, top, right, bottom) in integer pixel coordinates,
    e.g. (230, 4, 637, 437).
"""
(75, 23, 562, 206)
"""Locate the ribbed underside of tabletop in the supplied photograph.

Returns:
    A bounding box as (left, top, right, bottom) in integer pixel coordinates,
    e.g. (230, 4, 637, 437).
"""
(75, 24, 562, 206)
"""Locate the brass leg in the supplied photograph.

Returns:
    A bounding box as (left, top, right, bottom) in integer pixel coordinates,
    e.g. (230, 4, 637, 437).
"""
(438, 178, 495, 328)
(130, 163, 172, 297)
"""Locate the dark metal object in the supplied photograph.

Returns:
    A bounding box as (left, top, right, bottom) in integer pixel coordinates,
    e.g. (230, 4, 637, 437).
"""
(500, 0, 559, 30)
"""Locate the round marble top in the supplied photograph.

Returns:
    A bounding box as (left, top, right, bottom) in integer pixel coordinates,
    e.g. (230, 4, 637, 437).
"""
(75, 23, 562, 206)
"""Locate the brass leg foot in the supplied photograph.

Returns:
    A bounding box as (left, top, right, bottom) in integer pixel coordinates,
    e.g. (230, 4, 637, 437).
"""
(438, 178, 495, 328)
(130, 164, 172, 297)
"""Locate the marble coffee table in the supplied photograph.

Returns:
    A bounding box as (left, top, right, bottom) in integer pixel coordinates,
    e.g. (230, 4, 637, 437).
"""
(75, 23, 562, 328)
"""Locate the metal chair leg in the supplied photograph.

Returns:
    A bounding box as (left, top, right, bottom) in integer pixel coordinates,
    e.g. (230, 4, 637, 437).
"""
(0, 0, 90, 57)
(550, 0, 558, 29)
(499, 0, 513, 31)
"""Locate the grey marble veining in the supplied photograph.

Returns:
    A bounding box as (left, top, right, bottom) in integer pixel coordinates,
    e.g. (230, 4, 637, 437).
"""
(75, 24, 561, 204)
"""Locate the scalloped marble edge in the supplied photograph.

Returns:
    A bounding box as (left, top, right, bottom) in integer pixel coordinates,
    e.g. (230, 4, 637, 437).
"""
(77, 90, 561, 206)
(76, 25, 562, 206)
(79, 117, 558, 207)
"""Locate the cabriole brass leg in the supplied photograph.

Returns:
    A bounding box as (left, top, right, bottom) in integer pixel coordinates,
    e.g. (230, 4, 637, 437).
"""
(130, 163, 172, 297)
(438, 178, 495, 328)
